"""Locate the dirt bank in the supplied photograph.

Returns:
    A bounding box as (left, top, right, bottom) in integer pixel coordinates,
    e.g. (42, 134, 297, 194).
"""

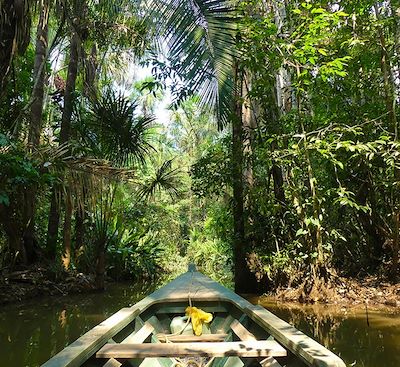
(0, 265, 96, 306)
(1, 267, 400, 309)
(269, 275, 400, 308)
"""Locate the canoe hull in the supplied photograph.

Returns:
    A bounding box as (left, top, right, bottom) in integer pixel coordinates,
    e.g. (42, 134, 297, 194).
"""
(42, 269, 346, 367)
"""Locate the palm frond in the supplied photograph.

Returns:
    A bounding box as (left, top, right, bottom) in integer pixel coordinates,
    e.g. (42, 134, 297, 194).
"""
(137, 158, 181, 200)
(84, 90, 156, 167)
(143, 0, 238, 127)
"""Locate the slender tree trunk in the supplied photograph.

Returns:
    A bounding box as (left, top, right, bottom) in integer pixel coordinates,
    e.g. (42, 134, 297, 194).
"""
(29, 0, 49, 148)
(23, 0, 50, 263)
(296, 74, 326, 280)
(46, 31, 80, 255)
(303, 138, 325, 270)
(242, 72, 256, 189)
(46, 190, 59, 259)
(269, 0, 290, 237)
(60, 32, 79, 144)
(62, 188, 73, 269)
(232, 64, 258, 293)
(0, 204, 27, 267)
(356, 180, 387, 263)
(74, 207, 85, 260)
(374, 4, 399, 277)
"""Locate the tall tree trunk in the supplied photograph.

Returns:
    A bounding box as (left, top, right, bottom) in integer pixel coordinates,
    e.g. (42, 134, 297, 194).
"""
(374, 4, 399, 277)
(0, 204, 27, 267)
(232, 64, 258, 293)
(46, 31, 80, 256)
(74, 207, 85, 261)
(46, 190, 59, 259)
(270, 0, 289, 239)
(296, 73, 326, 280)
(59, 32, 80, 144)
(242, 72, 256, 189)
(355, 181, 387, 263)
(23, 0, 50, 263)
(390, 3, 400, 277)
(29, 0, 49, 148)
(62, 188, 73, 269)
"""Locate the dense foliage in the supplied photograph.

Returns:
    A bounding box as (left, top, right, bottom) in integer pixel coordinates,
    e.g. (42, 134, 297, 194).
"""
(0, 0, 399, 296)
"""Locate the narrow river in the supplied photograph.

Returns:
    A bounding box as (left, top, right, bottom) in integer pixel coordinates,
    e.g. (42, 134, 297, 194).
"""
(0, 283, 399, 367)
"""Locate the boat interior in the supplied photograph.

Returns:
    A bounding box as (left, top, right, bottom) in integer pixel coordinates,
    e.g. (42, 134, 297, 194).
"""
(86, 300, 307, 367)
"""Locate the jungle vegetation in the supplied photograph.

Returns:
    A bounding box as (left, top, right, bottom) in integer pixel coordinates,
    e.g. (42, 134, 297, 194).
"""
(0, 0, 399, 297)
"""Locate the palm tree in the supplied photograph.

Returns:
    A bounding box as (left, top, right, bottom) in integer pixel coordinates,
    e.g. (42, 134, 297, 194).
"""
(57, 90, 156, 270)
(46, 0, 151, 259)
(85, 90, 156, 166)
(137, 158, 181, 200)
(89, 157, 181, 289)
(144, 0, 259, 291)
(143, 0, 237, 126)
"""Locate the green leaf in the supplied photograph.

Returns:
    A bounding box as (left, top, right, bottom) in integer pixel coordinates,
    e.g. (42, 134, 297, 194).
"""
(296, 228, 308, 237)
(0, 192, 10, 206)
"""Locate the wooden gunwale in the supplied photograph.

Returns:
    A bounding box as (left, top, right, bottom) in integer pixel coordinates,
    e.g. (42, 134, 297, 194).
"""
(41, 269, 346, 367)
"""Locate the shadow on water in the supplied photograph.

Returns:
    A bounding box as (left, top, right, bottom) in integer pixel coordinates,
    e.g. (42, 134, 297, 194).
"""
(1, 283, 400, 367)
(0, 282, 157, 367)
(251, 297, 400, 367)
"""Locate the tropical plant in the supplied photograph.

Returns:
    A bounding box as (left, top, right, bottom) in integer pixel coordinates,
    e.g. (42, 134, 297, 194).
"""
(81, 90, 156, 167)
(137, 159, 182, 200)
(143, 0, 238, 125)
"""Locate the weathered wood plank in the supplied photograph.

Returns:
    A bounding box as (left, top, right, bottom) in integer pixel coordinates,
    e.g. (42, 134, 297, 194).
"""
(155, 305, 229, 314)
(103, 322, 155, 367)
(230, 319, 282, 367)
(101, 358, 122, 367)
(138, 358, 163, 367)
(259, 357, 283, 367)
(149, 320, 175, 367)
(230, 320, 256, 341)
(146, 315, 168, 334)
(209, 319, 235, 367)
(212, 315, 235, 334)
(158, 333, 228, 343)
(124, 323, 154, 344)
(244, 306, 345, 367)
(96, 341, 287, 359)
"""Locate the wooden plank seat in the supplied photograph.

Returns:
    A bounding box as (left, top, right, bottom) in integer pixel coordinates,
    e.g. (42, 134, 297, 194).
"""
(158, 333, 228, 343)
(103, 322, 155, 367)
(230, 320, 283, 367)
(230, 320, 257, 341)
(96, 340, 287, 359)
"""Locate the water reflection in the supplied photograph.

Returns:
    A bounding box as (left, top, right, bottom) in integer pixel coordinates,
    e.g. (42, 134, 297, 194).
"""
(0, 282, 156, 367)
(252, 297, 400, 367)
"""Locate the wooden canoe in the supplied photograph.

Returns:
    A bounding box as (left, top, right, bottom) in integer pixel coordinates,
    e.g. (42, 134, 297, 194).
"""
(42, 265, 346, 367)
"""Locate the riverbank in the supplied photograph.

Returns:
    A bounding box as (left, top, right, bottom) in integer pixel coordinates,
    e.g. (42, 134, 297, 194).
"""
(1, 266, 400, 309)
(0, 265, 96, 305)
(269, 275, 400, 307)
(0, 264, 161, 306)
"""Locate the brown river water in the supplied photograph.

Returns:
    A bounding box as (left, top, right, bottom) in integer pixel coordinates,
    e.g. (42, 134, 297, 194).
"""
(0, 283, 399, 367)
